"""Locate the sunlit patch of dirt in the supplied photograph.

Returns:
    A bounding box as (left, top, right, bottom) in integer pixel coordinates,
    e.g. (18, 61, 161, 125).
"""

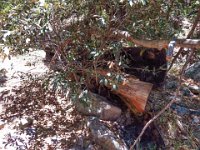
(0, 78, 92, 149)
(0, 50, 49, 92)
(0, 50, 93, 149)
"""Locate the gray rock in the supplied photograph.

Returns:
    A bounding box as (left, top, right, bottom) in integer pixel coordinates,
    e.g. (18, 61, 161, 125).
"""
(180, 87, 191, 96)
(185, 61, 200, 82)
(87, 117, 128, 150)
(171, 104, 200, 116)
(192, 116, 200, 124)
(170, 104, 190, 116)
(75, 92, 122, 121)
(165, 81, 178, 89)
(188, 85, 200, 95)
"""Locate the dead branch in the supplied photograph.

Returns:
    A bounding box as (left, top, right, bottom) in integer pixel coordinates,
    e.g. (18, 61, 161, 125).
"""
(113, 29, 200, 50)
(129, 48, 195, 150)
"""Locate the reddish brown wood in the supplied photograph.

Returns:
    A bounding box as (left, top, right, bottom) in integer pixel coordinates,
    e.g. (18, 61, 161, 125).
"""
(96, 70, 153, 113)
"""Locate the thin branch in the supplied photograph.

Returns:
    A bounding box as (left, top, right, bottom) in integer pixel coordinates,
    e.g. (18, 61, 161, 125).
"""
(167, 49, 183, 71)
(187, 8, 200, 38)
(129, 48, 195, 150)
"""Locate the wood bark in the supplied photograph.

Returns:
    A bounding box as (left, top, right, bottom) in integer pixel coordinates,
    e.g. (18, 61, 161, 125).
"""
(112, 29, 200, 50)
(115, 78, 153, 113)
(96, 70, 153, 113)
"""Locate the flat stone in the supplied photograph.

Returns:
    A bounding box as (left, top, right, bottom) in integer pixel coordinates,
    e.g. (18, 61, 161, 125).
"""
(75, 91, 122, 121)
(188, 85, 200, 95)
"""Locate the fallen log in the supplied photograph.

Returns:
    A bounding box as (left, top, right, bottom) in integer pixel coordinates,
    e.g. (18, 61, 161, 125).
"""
(95, 70, 153, 113)
(113, 29, 200, 50)
(63, 68, 153, 113)
(114, 77, 153, 113)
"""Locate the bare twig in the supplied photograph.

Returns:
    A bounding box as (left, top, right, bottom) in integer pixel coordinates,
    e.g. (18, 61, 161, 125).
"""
(129, 48, 195, 150)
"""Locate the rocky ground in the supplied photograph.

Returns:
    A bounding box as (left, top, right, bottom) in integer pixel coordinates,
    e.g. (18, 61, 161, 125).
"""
(0, 49, 200, 150)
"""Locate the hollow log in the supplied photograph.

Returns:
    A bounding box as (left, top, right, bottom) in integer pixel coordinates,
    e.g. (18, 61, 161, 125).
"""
(96, 70, 153, 113)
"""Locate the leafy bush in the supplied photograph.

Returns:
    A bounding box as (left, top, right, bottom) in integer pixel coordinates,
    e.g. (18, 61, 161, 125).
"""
(0, 0, 199, 94)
